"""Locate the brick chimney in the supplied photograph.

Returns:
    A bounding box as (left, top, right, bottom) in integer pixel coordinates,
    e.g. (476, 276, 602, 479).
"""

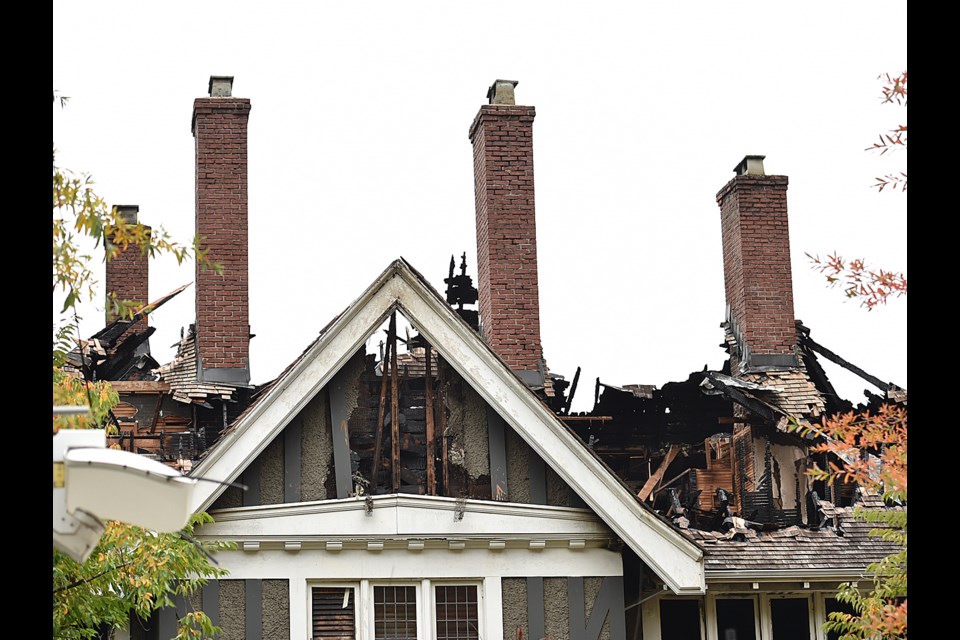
(716, 155, 799, 370)
(191, 76, 251, 385)
(468, 80, 544, 385)
(105, 204, 150, 335)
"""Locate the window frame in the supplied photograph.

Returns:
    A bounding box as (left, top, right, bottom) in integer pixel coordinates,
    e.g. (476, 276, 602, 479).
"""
(308, 579, 483, 640)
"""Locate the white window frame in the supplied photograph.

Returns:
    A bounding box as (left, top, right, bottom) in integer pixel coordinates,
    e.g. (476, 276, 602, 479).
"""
(309, 579, 484, 640)
(705, 593, 761, 640)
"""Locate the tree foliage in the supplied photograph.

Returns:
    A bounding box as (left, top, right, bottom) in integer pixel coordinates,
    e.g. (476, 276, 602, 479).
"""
(807, 71, 907, 310)
(54, 101, 230, 638)
(792, 405, 907, 639)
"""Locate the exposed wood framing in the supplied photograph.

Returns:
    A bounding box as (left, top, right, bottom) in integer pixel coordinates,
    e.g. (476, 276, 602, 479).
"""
(424, 344, 437, 495)
(438, 353, 449, 495)
(371, 320, 393, 493)
(638, 445, 680, 502)
(390, 312, 401, 492)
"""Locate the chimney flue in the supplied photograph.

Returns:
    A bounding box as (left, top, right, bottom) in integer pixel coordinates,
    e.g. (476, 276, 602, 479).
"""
(486, 79, 518, 105)
(469, 80, 545, 385)
(717, 155, 799, 371)
(733, 155, 766, 176)
(208, 76, 234, 97)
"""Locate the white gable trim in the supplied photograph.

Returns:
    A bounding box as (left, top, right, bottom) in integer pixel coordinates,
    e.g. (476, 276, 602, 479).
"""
(189, 260, 705, 593)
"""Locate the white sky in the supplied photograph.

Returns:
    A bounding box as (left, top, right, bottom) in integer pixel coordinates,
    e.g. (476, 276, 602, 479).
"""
(53, 1, 906, 413)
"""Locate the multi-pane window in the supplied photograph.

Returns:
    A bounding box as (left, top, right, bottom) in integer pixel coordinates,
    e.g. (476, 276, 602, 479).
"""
(435, 585, 479, 640)
(311, 582, 480, 640)
(374, 586, 418, 640)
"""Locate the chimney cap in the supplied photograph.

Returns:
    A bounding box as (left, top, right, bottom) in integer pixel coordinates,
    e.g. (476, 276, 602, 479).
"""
(487, 79, 519, 105)
(113, 204, 139, 225)
(208, 76, 234, 97)
(733, 155, 766, 176)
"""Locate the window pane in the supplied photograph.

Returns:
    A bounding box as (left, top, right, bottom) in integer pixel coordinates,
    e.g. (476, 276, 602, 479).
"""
(312, 587, 356, 640)
(659, 599, 701, 640)
(715, 598, 756, 640)
(435, 585, 479, 640)
(770, 598, 810, 640)
(374, 586, 418, 640)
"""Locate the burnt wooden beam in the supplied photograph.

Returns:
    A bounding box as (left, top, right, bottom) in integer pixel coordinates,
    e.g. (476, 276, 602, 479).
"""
(438, 354, 449, 495)
(371, 319, 393, 493)
(800, 333, 895, 391)
(147, 393, 164, 434)
(637, 444, 680, 502)
(563, 366, 581, 415)
(424, 344, 437, 495)
(390, 313, 401, 492)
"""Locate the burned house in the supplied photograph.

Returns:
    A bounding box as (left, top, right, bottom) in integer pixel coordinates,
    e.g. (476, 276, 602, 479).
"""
(88, 77, 904, 640)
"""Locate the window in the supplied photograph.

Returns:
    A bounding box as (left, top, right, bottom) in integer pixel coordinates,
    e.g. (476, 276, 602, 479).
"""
(715, 597, 757, 640)
(311, 581, 481, 640)
(374, 586, 418, 640)
(659, 599, 703, 640)
(768, 597, 811, 640)
(435, 585, 479, 640)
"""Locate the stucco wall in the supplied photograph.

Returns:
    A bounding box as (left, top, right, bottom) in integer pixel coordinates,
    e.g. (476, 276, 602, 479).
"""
(505, 427, 531, 503)
(258, 434, 285, 505)
(217, 579, 246, 640)
(544, 578, 570, 640)
(262, 579, 290, 640)
(502, 578, 529, 640)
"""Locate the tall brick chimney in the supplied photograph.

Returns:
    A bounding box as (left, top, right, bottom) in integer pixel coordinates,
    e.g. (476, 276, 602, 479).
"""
(716, 155, 799, 370)
(468, 80, 544, 385)
(105, 204, 150, 336)
(191, 76, 251, 385)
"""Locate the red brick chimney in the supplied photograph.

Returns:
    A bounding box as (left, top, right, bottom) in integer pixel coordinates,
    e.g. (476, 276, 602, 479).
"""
(468, 80, 544, 385)
(716, 155, 799, 370)
(191, 76, 251, 385)
(105, 204, 150, 335)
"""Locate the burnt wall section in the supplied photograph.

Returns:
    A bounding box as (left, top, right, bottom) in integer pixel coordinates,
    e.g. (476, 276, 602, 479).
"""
(441, 360, 492, 499)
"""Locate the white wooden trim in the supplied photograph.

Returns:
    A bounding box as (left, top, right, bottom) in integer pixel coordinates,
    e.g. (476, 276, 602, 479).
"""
(201, 546, 623, 580)
(289, 578, 308, 640)
(189, 260, 704, 593)
(704, 594, 717, 640)
(482, 577, 503, 640)
(641, 597, 661, 640)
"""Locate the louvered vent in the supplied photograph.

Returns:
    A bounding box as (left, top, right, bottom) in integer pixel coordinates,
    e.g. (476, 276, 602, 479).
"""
(312, 587, 356, 640)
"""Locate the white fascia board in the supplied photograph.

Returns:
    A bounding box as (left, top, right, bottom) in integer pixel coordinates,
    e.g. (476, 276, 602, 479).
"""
(199, 494, 612, 540)
(705, 568, 874, 583)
